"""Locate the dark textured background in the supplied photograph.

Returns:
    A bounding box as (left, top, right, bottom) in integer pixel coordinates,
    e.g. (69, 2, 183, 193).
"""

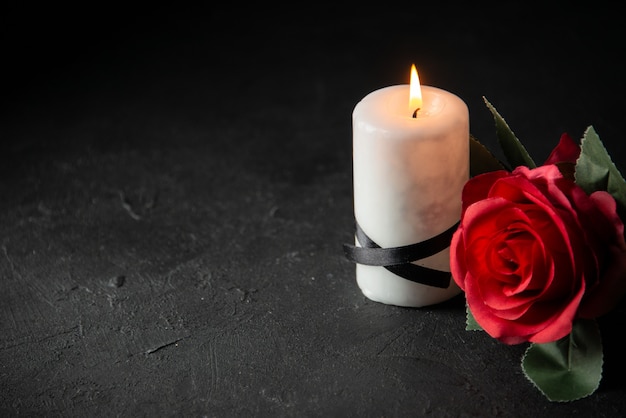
(2, 4, 625, 417)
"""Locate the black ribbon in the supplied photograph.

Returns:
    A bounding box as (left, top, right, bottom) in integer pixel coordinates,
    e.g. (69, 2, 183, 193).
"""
(343, 221, 459, 289)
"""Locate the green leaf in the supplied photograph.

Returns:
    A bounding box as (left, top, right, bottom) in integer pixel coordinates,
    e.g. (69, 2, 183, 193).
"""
(575, 126, 626, 218)
(466, 303, 483, 331)
(483, 97, 536, 170)
(470, 134, 506, 177)
(521, 319, 603, 402)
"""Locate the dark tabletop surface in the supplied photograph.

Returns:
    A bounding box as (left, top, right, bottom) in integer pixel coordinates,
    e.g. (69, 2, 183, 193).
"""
(2, 4, 625, 417)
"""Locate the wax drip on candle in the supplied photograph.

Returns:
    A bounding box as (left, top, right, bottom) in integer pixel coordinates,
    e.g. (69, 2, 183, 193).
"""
(409, 64, 422, 118)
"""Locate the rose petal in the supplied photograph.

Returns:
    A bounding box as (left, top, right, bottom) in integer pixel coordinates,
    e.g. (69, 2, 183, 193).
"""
(462, 170, 510, 213)
(466, 279, 544, 344)
(544, 133, 580, 165)
(520, 164, 564, 182)
(579, 244, 626, 318)
(450, 229, 468, 291)
(589, 191, 625, 243)
(528, 287, 584, 343)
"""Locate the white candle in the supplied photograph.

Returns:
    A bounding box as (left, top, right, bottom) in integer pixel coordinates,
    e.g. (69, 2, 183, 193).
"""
(351, 67, 469, 307)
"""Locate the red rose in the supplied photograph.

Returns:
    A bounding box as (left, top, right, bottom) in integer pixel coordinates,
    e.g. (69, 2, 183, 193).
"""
(451, 164, 626, 345)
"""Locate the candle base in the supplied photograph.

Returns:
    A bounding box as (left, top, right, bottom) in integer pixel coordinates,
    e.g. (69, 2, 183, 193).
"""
(355, 263, 461, 308)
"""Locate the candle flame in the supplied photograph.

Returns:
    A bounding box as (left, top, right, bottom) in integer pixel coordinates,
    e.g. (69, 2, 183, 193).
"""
(409, 64, 423, 115)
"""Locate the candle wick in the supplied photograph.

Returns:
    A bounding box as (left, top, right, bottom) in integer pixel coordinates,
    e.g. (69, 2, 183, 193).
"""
(412, 108, 420, 118)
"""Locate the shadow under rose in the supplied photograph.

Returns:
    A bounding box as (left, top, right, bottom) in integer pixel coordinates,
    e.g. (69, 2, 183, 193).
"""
(597, 299, 626, 392)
